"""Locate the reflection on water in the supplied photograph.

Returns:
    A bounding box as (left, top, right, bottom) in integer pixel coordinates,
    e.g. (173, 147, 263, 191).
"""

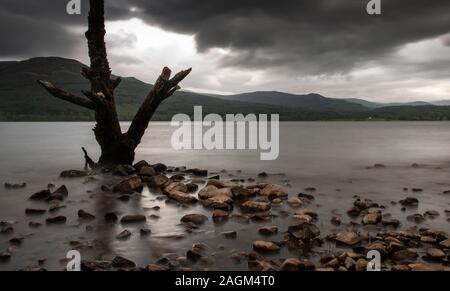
(0, 122, 450, 270)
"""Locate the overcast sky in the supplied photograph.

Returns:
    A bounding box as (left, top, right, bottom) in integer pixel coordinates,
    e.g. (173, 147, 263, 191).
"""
(1, 0, 449, 102)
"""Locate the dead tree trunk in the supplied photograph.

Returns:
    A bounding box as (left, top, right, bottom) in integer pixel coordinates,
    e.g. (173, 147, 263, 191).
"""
(38, 0, 191, 166)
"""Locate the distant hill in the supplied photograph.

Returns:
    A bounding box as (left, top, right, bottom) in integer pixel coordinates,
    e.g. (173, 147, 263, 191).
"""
(345, 98, 434, 108)
(218, 91, 366, 111)
(1, 57, 450, 121)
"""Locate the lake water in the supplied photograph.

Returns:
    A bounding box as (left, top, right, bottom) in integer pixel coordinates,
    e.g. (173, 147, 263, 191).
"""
(0, 122, 449, 270)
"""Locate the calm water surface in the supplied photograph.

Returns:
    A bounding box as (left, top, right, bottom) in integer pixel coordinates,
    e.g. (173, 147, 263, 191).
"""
(0, 122, 449, 270)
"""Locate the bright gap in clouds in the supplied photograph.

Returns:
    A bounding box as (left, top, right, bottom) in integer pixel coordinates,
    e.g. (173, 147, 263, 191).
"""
(104, 18, 243, 95)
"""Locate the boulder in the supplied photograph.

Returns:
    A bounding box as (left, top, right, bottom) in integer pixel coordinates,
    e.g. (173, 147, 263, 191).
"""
(222, 231, 237, 239)
(198, 186, 233, 200)
(207, 179, 238, 189)
(152, 174, 170, 188)
(287, 197, 303, 207)
(259, 226, 278, 236)
(29, 190, 52, 201)
(181, 214, 208, 225)
(407, 213, 425, 223)
(167, 190, 198, 204)
(333, 231, 361, 246)
(381, 218, 401, 227)
(355, 259, 368, 272)
(113, 177, 142, 193)
(331, 216, 342, 226)
(186, 183, 199, 193)
(164, 182, 188, 193)
(439, 238, 450, 248)
(139, 166, 156, 177)
(133, 160, 149, 171)
(287, 222, 321, 242)
(104, 212, 118, 222)
(260, 184, 288, 199)
(253, 241, 280, 253)
(362, 212, 381, 225)
(112, 256, 136, 269)
(354, 199, 378, 210)
(392, 248, 418, 261)
(231, 186, 255, 198)
(241, 201, 271, 213)
(151, 163, 168, 173)
(25, 208, 46, 215)
(425, 248, 445, 260)
(248, 260, 278, 271)
(212, 210, 229, 222)
(204, 195, 233, 210)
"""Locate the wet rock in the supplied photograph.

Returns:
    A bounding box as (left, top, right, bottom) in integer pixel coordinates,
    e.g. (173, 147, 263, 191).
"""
(366, 242, 388, 256)
(133, 160, 149, 171)
(298, 193, 315, 200)
(411, 188, 423, 192)
(241, 201, 271, 213)
(425, 248, 445, 261)
(152, 163, 168, 173)
(408, 263, 444, 271)
(295, 209, 318, 220)
(331, 216, 342, 226)
(387, 242, 406, 253)
(424, 210, 440, 219)
(354, 199, 378, 210)
(231, 214, 250, 224)
(399, 197, 419, 207)
(207, 179, 238, 189)
(260, 184, 288, 199)
(287, 197, 303, 207)
(439, 238, 450, 248)
(78, 210, 95, 220)
(333, 231, 361, 246)
(362, 212, 382, 225)
(164, 182, 188, 193)
(113, 177, 143, 193)
(25, 208, 46, 215)
(45, 216, 67, 224)
(231, 186, 255, 199)
(287, 222, 321, 242)
(4, 182, 26, 189)
(112, 256, 136, 269)
(10, 237, 24, 246)
(391, 265, 411, 272)
(407, 213, 425, 223)
(117, 195, 131, 202)
(81, 260, 112, 271)
(281, 258, 314, 271)
(187, 244, 206, 261)
(139, 166, 156, 177)
(170, 174, 185, 182)
(347, 206, 362, 217)
(167, 190, 198, 204)
(186, 183, 199, 193)
(116, 230, 132, 240)
(248, 260, 278, 271)
(253, 241, 280, 253)
(212, 210, 229, 222)
(392, 248, 418, 261)
(203, 195, 233, 210)
(373, 163, 386, 169)
(355, 259, 368, 271)
(120, 215, 146, 224)
(259, 226, 278, 236)
(60, 170, 87, 178)
(50, 185, 69, 201)
(186, 168, 207, 177)
(222, 231, 237, 239)
(104, 212, 118, 223)
(381, 218, 401, 227)
(140, 228, 152, 236)
(48, 200, 65, 212)
(145, 264, 169, 271)
(29, 190, 52, 201)
(258, 172, 268, 178)
(181, 214, 208, 225)
(198, 186, 233, 199)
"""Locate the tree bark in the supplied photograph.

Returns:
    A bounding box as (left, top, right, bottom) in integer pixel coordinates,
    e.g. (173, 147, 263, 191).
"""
(38, 0, 191, 166)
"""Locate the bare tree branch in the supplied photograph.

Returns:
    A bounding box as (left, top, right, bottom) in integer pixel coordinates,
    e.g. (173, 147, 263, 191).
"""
(37, 80, 95, 110)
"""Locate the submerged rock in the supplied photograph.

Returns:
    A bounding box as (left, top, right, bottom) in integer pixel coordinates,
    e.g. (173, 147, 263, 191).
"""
(260, 184, 288, 199)
(259, 226, 278, 236)
(60, 170, 87, 178)
(4, 182, 26, 189)
(116, 230, 132, 240)
(399, 197, 419, 207)
(333, 231, 361, 246)
(78, 210, 95, 220)
(120, 215, 146, 224)
(113, 177, 142, 193)
(180, 214, 208, 225)
(168, 190, 198, 204)
(45, 216, 67, 224)
(29, 190, 52, 201)
(25, 208, 47, 215)
(287, 222, 321, 242)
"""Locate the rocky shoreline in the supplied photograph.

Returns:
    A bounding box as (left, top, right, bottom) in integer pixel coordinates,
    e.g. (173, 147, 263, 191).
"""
(1, 161, 450, 271)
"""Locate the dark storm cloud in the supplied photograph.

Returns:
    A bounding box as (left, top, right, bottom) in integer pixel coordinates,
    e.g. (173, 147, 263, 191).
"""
(0, 0, 449, 75)
(122, 0, 450, 73)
